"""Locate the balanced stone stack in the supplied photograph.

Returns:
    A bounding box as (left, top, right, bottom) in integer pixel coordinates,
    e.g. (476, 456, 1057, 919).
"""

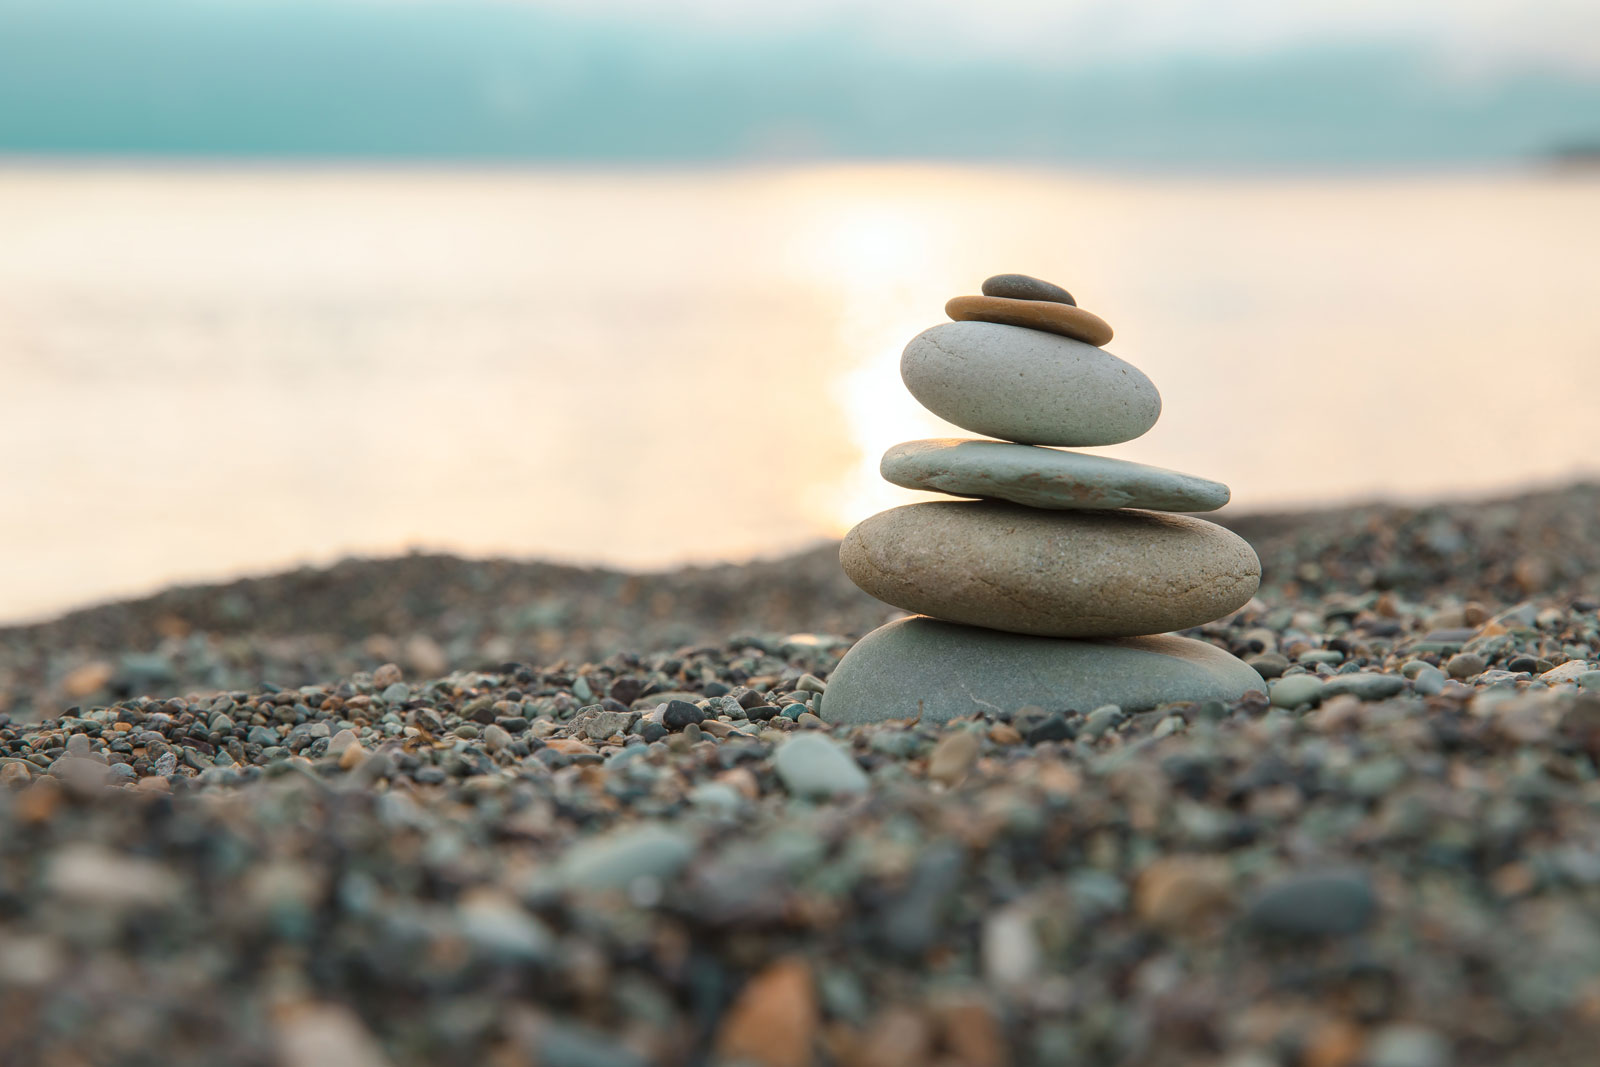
(821, 274, 1265, 725)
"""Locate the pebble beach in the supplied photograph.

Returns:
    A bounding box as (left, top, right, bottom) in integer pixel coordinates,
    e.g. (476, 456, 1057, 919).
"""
(5, 482, 1600, 1066)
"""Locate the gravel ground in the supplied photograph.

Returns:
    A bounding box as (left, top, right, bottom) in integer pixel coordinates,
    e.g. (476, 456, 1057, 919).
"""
(3, 482, 1600, 1065)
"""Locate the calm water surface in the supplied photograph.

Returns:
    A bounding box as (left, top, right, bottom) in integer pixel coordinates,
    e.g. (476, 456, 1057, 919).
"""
(2, 164, 1598, 622)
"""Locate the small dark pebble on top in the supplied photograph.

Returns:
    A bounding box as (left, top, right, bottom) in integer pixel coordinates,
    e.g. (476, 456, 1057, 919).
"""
(981, 272, 1076, 306)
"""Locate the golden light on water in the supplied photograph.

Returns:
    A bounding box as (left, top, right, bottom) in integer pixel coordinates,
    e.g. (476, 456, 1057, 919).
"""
(783, 192, 958, 533)
(2, 163, 1599, 621)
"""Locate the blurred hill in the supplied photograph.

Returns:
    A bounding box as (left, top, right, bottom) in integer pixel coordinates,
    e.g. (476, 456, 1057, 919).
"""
(2, 0, 1597, 166)
(3, 481, 1598, 721)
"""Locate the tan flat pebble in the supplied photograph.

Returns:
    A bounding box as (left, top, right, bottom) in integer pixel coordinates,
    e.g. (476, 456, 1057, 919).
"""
(717, 767, 761, 800)
(946, 293, 1113, 346)
(852, 1007, 932, 1067)
(60, 661, 115, 700)
(713, 957, 817, 1067)
(987, 724, 1022, 745)
(935, 993, 1008, 1067)
(1136, 855, 1234, 932)
(928, 730, 980, 787)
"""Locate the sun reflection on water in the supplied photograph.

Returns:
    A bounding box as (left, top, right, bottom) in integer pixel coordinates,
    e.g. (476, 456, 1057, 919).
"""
(783, 191, 962, 534)
(4, 163, 1598, 621)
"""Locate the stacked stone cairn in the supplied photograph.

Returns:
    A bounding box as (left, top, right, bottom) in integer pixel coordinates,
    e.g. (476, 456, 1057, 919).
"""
(821, 274, 1265, 725)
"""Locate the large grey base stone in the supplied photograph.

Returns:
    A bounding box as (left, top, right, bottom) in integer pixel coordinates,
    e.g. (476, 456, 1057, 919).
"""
(820, 616, 1264, 726)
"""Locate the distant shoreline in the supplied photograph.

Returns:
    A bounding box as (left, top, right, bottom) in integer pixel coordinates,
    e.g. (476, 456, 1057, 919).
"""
(0, 153, 1581, 182)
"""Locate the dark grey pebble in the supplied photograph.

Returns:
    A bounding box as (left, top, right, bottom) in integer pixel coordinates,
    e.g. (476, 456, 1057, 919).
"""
(662, 701, 703, 731)
(607, 677, 646, 705)
(1247, 870, 1377, 938)
(732, 688, 767, 710)
(981, 273, 1076, 306)
(1024, 713, 1075, 745)
(744, 705, 781, 721)
(639, 721, 668, 743)
(882, 842, 966, 955)
(1246, 652, 1290, 679)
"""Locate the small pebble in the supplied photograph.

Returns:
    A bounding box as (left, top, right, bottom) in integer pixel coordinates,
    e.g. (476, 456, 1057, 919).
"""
(927, 730, 980, 787)
(1247, 870, 1377, 938)
(662, 700, 704, 731)
(1269, 674, 1325, 709)
(774, 734, 868, 798)
(981, 272, 1076, 305)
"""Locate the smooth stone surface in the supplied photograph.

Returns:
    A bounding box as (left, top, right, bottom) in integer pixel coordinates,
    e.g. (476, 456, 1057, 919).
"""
(981, 273, 1075, 306)
(946, 294, 1113, 347)
(1269, 674, 1325, 708)
(1322, 672, 1406, 700)
(841, 502, 1259, 639)
(773, 734, 869, 797)
(1540, 660, 1592, 683)
(819, 616, 1264, 726)
(1412, 664, 1448, 695)
(881, 438, 1229, 512)
(1246, 870, 1377, 938)
(558, 825, 696, 891)
(901, 321, 1159, 447)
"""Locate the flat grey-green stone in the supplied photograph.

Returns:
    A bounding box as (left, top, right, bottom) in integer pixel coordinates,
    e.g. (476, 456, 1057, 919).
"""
(558, 825, 695, 891)
(818, 616, 1264, 726)
(881, 438, 1229, 512)
(1321, 672, 1406, 700)
(981, 273, 1076, 305)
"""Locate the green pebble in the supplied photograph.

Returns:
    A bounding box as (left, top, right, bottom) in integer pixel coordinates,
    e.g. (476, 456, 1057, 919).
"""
(1322, 673, 1406, 701)
(1270, 674, 1325, 709)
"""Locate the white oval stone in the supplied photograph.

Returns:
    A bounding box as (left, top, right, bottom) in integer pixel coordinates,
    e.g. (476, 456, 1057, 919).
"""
(841, 501, 1259, 638)
(881, 438, 1229, 512)
(901, 321, 1161, 446)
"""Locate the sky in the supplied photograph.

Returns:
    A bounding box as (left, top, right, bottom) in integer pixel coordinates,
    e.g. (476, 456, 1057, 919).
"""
(524, 0, 1600, 73)
(1, 0, 1597, 166)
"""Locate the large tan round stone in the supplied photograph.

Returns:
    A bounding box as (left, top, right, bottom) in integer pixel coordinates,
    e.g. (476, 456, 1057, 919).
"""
(840, 501, 1260, 638)
(901, 321, 1159, 447)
